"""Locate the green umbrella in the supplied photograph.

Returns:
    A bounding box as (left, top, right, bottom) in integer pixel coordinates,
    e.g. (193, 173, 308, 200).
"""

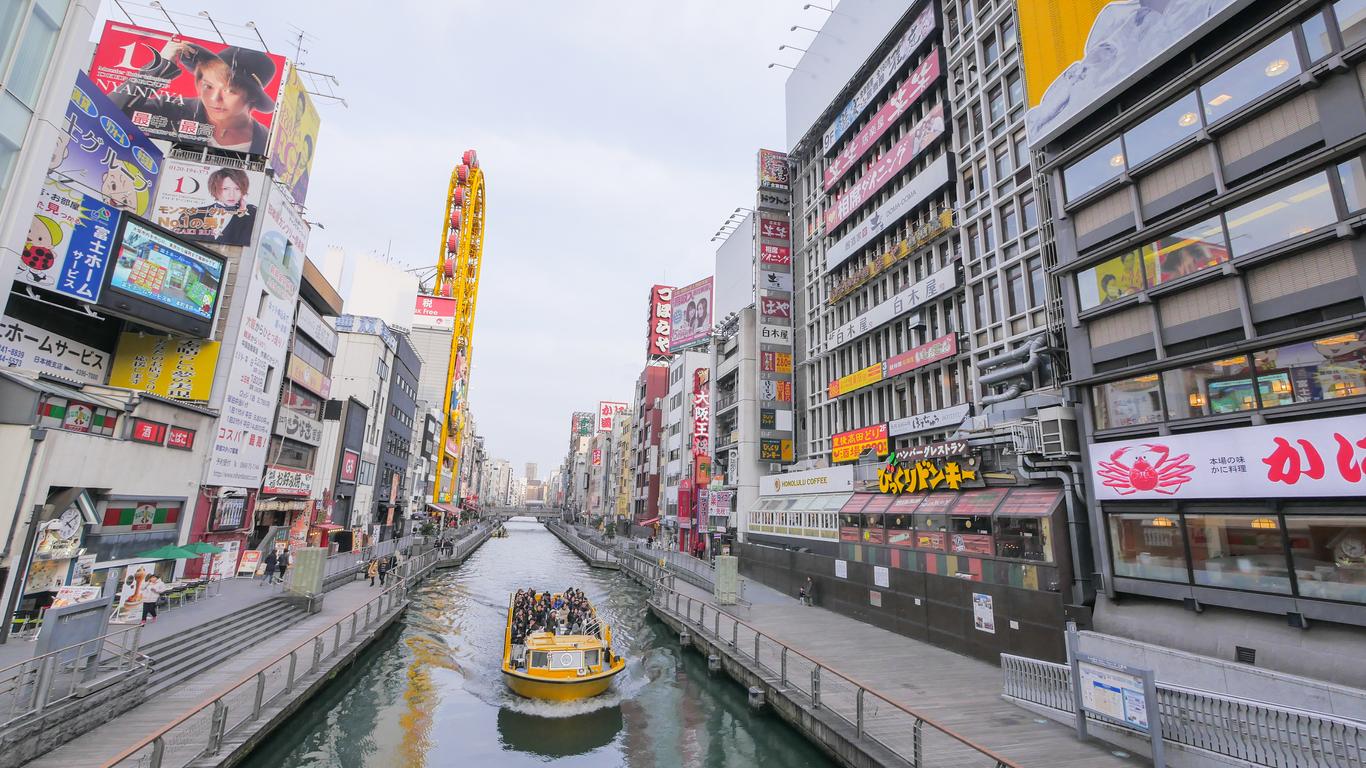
(134, 544, 200, 560)
(181, 542, 224, 555)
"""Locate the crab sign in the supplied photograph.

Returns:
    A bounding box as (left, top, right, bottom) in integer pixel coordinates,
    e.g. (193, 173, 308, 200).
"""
(1096, 443, 1194, 495)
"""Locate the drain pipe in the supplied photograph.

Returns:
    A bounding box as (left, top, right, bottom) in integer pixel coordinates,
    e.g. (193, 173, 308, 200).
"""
(0, 427, 48, 645)
(1020, 454, 1093, 607)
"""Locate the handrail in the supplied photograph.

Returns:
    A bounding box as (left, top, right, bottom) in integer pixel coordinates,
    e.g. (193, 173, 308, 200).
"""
(651, 579, 1023, 768)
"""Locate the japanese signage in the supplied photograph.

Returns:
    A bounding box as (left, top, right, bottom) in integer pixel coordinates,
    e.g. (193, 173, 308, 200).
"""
(758, 217, 790, 241)
(102, 500, 179, 530)
(825, 155, 952, 276)
(756, 148, 795, 465)
(759, 244, 791, 266)
(130, 418, 167, 445)
(825, 103, 946, 232)
(294, 301, 337, 355)
(757, 149, 789, 189)
(709, 489, 735, 522)
(832, 424, 889, 463)
(22, 179, 120, 303)
(829, 208, 955, 303)
(166, 425, 195, 450)
(571, 411, 594, 438)
(828, 263, 956, 349)
(52, 71, 162, 218)
(107, 218, 224, 322)
(591, 448, 602, 466)
(287, 355, 331, 398)
(760, 295, 792, 320)
(597, 401, 628, 432)
(763, 465, 854, 496)
(829, 363, 884, 399)
(90, 22, 287, 155)
(268, 64, 321, 205)
(671, 277, 714, 351)
(759, 379, 793, 403)
(339, 449, 360, 483)
(275, 408, 324, 447)
(262, 465, 312, 496)
(760, 270, 793, 294)
(1090, 414, 1366, 500)
(759, 324, 793, 345)
(150, 158, 263, 246)
(893, 439, 969, 463)
(825, 50, 941, 190)
(760, 408, 794, 431)
(760, 438, 796, 462)
(885, 333, 957, 378)
(760, 351, 793, 374)
(256, 183, 308, 300)
(0, 315, 109, 383)
(822, 5, 936, 153)
(412, 294, 456, 330)
(888, 403, 971, 437)
(108, 332, 219, 401)
(692, 368, 710, 455)
(877, 454, 981, 494)
(647, 284, 674, 357)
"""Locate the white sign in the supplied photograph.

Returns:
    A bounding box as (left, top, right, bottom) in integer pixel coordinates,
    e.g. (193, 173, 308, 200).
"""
(759, 324, 793, 345)
(262, 465, 313, 496)
(874, 566, 889, 588)
(1090, 413, 1366, 501)
(205, 185, 305, 487)
(294, 301, 337, 355)
(0, 315, 109, 383)
(762, 465, 854, 496)
(828, 262, 956, 350)
(1078, 660, 1149, 730)
(888, 403, 971, 437)
(821, 5, 936, 153)
(760, 270, 793, 293)
(835, 559, 848, 579)
(211, 540, 240, 581)
(972, 592, 996, 634)
(825, 154, 951, 274)
(275, 409, 324, 447)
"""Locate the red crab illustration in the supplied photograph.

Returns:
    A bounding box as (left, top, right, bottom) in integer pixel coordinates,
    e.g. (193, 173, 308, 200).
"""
(1096, 443, 1194, 495)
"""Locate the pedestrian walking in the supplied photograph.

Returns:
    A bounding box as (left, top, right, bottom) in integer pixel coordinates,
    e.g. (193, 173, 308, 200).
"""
(141, 575, 168, 624)
(262, 550, 279, 585)
(377, 556, 390, 586)
(275, 550, 289, 584)
(367, 559, 379, 587)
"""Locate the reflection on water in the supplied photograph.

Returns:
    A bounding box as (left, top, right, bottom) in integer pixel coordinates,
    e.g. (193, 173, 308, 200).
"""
(241, 519, 833, 768)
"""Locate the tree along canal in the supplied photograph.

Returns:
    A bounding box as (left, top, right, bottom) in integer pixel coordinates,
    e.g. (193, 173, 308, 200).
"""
(240, 518, 834, 767)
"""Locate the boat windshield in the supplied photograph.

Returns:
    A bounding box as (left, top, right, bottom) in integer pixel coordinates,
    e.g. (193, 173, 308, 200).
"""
(584, 649, 599, 667)
(546, 650, 584, 669)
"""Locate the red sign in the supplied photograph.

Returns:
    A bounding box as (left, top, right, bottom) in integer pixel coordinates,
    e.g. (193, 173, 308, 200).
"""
(831, 424, 890, 463)
(825, 102, 946, 231)
(598, 401, 628, 432)
(262, 465, 312, 496)
(166, 425, 195, 450)
(130, 418, 167, 445)
(759, 244, 791, 265)
(761, 296, 792, 319)
(89, 22, 287, 155)
(759, 217, 790, 241)
(591, 448, 603, 466)
(692, 368, 710, 456)
(339, 450, 360, 483)
(885, 333, 957, 378)
(824, 51, 941, 191)
(647, 284, 674, 357)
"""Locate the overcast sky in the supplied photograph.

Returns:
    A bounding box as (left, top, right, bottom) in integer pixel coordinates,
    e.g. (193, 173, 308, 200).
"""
(101, 0, 811, 479)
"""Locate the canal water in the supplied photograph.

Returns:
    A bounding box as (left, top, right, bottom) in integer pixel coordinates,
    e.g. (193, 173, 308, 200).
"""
(241, 519, 834, 768)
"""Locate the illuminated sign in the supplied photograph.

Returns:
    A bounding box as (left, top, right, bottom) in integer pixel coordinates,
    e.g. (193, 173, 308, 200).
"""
(831, 424, 888, 463)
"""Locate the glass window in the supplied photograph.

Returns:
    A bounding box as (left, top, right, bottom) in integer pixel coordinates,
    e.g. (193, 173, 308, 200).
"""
(4, 0, 68, 109)
(1186, 513, 1292, 594)
(1338, 156, 1366, 212)
(1201, 32, 1301, 123)
(988, 86, 1005, 123)
(995, 517, 1053, 562)
(1002, 207, 1018, 241)
(1093, 374, 1163, 429)
(1337, 0, 1366, 47)
(1006, 265, 1025, 315)
(1285, 514, 1366, 603)
(1144, 217, 1229, 287)
(1163, 356, 1255, 419)
(1224, 172, 1336, 257)
(1062, 138, 1125, 202)
(1109, 513, 1189, 582)
(1302, 13, 1332, 62)
(1076, 249, 1147, 310)
(1006, 71, 1023, 108)
(1254, 330, 1366, 406)
(1027, 256, 1046, 306)
(983, 33, 999, 64)
(994, 147, 1011, 180)
(986, 275, 1000, 322)
(1123, 92, 1202, 167)
(1021, 194, 1038, 229)
(1002, 17, 1017, 49)
(292, 335, 331, 374)
(270, 437, 315, 470)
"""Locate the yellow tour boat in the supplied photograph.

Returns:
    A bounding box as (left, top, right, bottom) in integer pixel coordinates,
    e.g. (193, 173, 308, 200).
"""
(502, 591, 625, 701)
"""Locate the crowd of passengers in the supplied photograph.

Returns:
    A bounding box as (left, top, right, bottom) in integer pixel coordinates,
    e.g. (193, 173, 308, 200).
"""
(510, 587, 594, 644)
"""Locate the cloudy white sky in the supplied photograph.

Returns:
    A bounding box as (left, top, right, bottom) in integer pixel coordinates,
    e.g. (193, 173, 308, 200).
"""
(100, 0, 813, 478)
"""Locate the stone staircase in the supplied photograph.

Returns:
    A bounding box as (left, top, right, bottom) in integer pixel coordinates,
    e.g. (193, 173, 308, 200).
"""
(140, 597, 308, 696)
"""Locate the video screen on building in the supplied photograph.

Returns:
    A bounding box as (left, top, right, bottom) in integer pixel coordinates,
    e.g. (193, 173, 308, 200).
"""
(108, 218, 224, 321)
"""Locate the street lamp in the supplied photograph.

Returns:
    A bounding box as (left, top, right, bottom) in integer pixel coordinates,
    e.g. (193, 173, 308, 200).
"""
(778, 44, 807, 52)
(767, 63, 796, 70)
(803, 3, 833, 10)
(790, 25, 821, 33)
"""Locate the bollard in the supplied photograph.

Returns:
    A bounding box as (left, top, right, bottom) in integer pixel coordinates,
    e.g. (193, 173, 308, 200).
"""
(747, 686, 765, 710)
(707, 654, 721, 673)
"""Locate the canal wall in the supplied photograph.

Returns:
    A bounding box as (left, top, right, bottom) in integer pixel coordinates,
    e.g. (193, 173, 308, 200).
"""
(545, 522, 620, 569)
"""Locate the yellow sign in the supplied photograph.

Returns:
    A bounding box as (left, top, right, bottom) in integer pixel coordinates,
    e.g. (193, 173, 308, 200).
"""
(1018, 0, 1110, 108)
(775, 352, 793, 374)
(878, 458, 978, 494)
(108, 333, 219, 401)
(828, 363, 883, 399)
(831, 425, 888, 464)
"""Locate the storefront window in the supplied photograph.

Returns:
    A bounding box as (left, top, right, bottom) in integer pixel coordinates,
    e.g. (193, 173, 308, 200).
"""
(949, 514, 993, 555)
(1163, 355, 1255, 420)
(1076, 248, 1149, 310)
(1108, 513, 1189, 582)
(1186, 513, 1292, 594)
(1123, 92, 1202, 167)
(1093, 374, 1163, 429)
(1062, 138, 1125, 203)
(1200, 32, 1301, 123)
(1285, 514, 1366, 603)
(1253, 331, 1366, 406)
(1144, 217, 1229, 288)
(886, 512, 914, 547)
(994, 516, 1052, 562)
(1224, 172, 1336, 257)
(913, 512, 948, 551)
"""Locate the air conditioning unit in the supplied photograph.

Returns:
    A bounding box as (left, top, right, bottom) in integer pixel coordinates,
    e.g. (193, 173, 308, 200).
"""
(1036, 406, 1080, 458)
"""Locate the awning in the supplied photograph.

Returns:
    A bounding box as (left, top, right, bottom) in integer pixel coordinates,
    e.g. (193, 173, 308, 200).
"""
(638, 517, 660, 525)
(426, 502, 461, 516)
(310, 523, 343, 531)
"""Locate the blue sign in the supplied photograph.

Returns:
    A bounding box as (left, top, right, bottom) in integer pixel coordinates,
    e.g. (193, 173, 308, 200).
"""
(52, 71, 162, 218)
(23, 180, 120, 304)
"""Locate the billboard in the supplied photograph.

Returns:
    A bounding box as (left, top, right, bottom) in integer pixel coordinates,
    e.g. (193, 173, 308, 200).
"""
(760, 351, 793, 374)
(825, 102, 945, 231)
(760, 295, 792, 320)
(597, 401, 628, 432)
(670, 277, 713, 351)
(831, 424, 889, 463)
(762, 465, 853, 496)
(103, 216, 225, 336)
(828, 362, 884, 399)
(268, 65, 321, 205)
(21, 179, 121, 304)
(108, 332, 219, 401)
(758, 244, 791, 266)
(647, 284, 674, 357)
(90, 22, 287, 155)
(0, 315, 110, 384)
(888, 403, 970, 436)
(1022, 0, 1247, 145)
(757, 149, 789, 189)
(413, 294, 456, 330)
(825, 154, 951, 275)
(827, 263, 956, 349)
(51, 71, 162, 218)
(885, 333, 957, 378)
(825, 50, 941, 191)
(692, 368, 710, 456)
(571, 411, 594, 438)
(151, 158, 263, 246)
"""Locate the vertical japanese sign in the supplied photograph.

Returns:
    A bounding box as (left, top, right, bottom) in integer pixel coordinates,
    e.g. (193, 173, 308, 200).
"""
(20, 179, 120, 303)
(646, 284, 674, 357)
(692, 368, 711, 456)
(755, 149, 795, 464)
(51, 71, 162, 218)
(597, 401, 628, 432)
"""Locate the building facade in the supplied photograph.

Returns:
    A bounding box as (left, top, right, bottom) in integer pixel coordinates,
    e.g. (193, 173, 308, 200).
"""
(628, 367, 668, 528)
(374, 331, 420, 538)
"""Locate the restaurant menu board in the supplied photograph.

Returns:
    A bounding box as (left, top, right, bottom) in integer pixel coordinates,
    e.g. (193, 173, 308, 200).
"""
(109, 219, 223, 320)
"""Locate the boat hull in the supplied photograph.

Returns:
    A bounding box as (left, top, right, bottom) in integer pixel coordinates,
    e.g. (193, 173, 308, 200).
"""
(502, 665, 622, 701)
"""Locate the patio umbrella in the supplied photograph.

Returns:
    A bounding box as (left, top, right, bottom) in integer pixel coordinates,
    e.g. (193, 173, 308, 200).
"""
(181, 542, 224, 555)
(134, 544, 200, 559)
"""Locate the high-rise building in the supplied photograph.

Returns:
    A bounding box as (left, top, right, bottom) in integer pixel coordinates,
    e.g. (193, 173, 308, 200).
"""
(628, 366, 669, 528)
(525, 462, 538, 482)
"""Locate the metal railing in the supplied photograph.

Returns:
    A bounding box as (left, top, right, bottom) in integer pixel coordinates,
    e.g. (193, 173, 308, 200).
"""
(0, 624, 147, 727)
(617, 540, 749, 603)
(651, 580, 1018, 768)
(547, 522, 619, 565)
(103, 548, 446, 768)
(1001, 654, 1366, 768)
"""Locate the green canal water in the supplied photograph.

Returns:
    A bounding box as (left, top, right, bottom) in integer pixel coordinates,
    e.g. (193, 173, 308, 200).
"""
(240, 519, 834, 768)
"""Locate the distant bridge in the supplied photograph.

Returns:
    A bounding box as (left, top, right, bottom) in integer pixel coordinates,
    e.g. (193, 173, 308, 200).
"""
(495, 507, 565, 521)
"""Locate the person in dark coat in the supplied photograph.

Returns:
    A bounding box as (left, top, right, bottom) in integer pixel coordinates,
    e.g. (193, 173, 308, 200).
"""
(261, 550, 278, 586)
(275, 551, 289, 584)
(377, 556, 391, 586)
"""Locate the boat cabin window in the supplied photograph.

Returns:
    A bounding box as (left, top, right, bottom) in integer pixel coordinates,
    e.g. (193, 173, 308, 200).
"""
(530, 651, 549, 668)
(547, 650, 584, 669)
(584, 649, 600, 667)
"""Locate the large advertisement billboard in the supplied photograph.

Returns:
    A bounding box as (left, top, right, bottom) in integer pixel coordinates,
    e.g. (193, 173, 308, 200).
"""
(22, 179, 121, 304)
(825, 102, 945, 232)
(151, 158, 263, 246)
(268, 65, 321, 205)
(108, 332, 219, 401)
(52, 71, 162, 218)
(90, 22, 286, 155)
(831, 424, 889, 464)
(646, 284, 673, 357)
(757, 149, 789, 190)
(413, 294, 456, 329)
(669, 277, 713, 351)
(824, 50, 941, 191)
(102, 216, 225, 337)
(597, 401, 628, 432)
